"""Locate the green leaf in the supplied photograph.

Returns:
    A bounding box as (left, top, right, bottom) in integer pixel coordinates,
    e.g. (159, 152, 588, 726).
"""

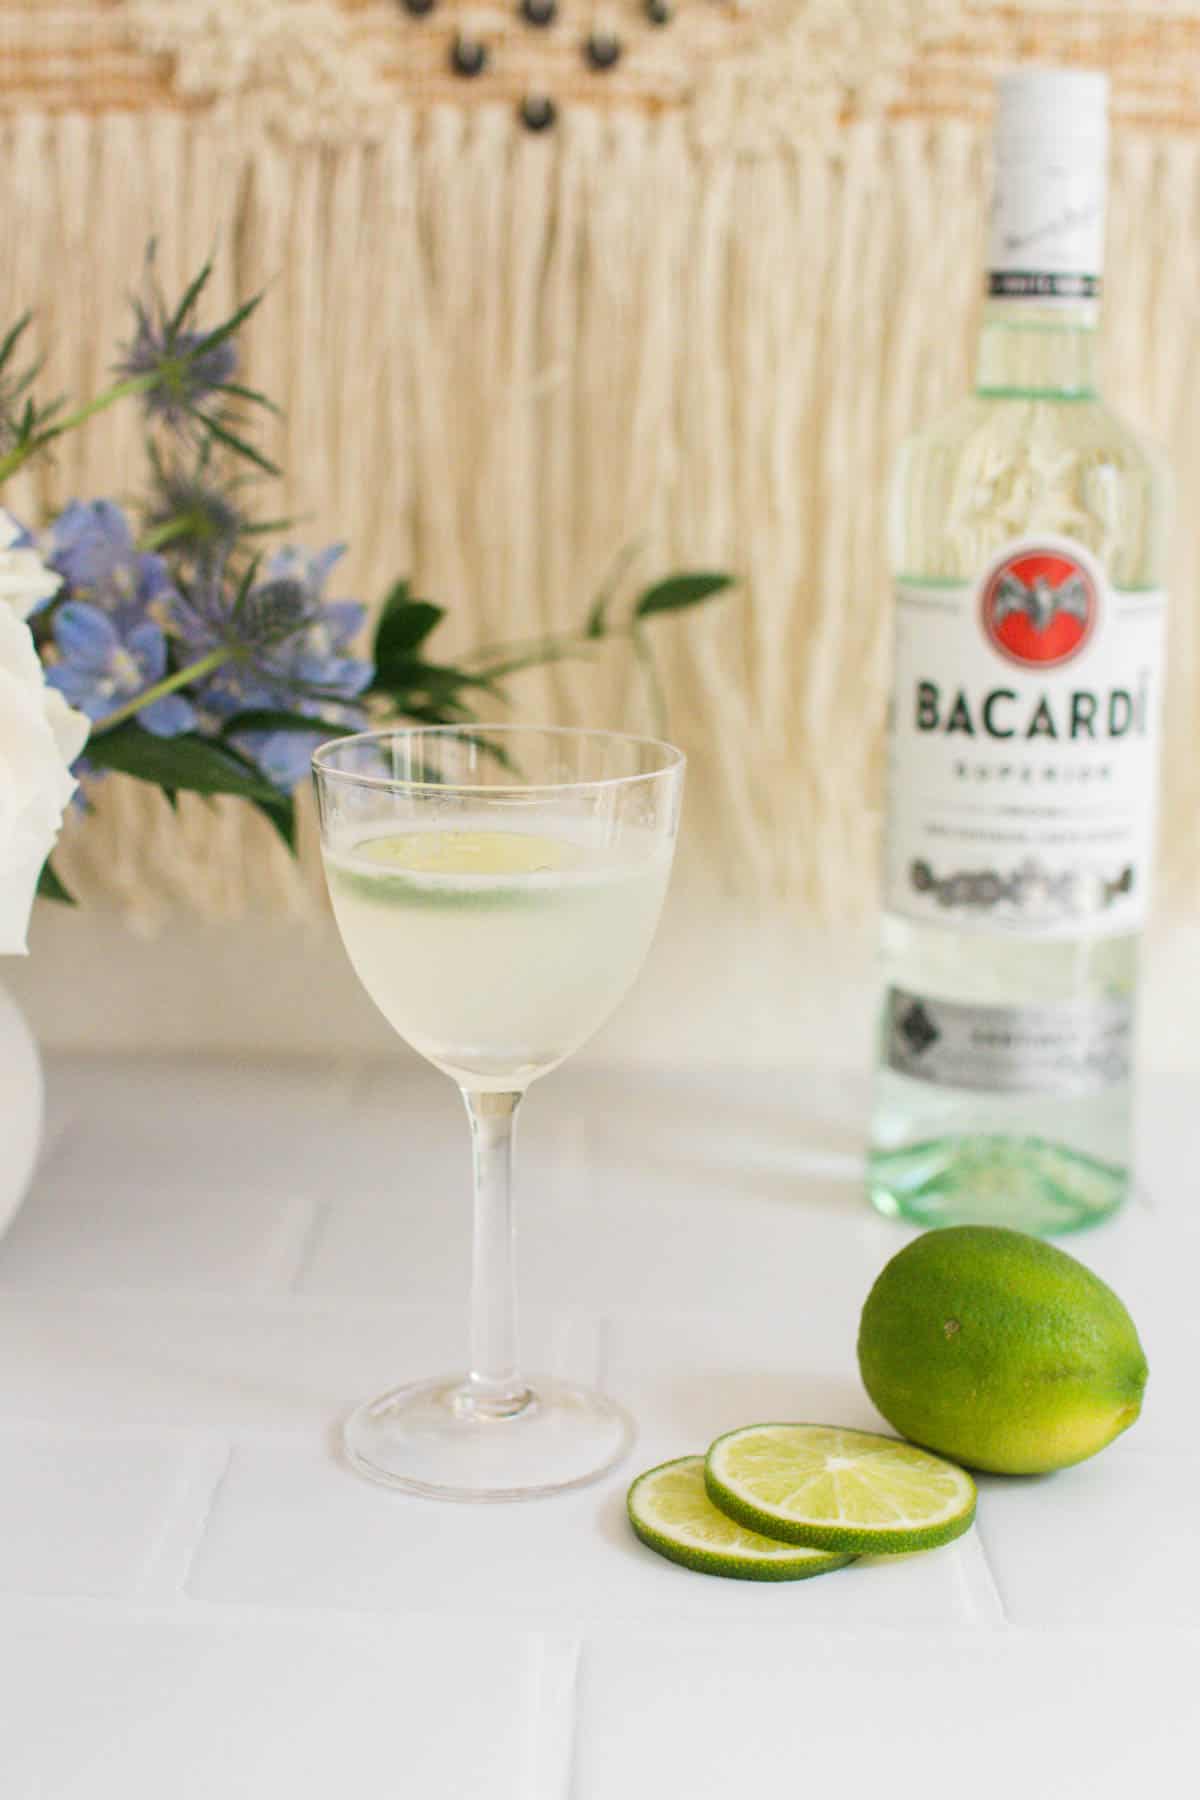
(36, 859, 75, 905)
(584, 539, 646, 639)
(194, 411, 280, 476)
(216, 381, 282, 416)
(457, 731, 523, 775)
(85, 722, 281, 803)
(405, 659, 498, 694)
(0, 311, 32, 372)
(17, 359, 47, 403)
(585, 594, 612, 640)
(168, 259, 214, 335)
(372, 583, 446, 670)
(634, 572, 733, 619)
(231, 554, 263, 624)
(220, 709, 356, 739)
(192, 289, 265, 357)
(471, 642, 592, 682)
(240, 516, 302, 538)
(389, 730, 523, 778)
(369, 656, 499, 722)
(392, 703, 469, 727)
(253, 793, 297, 851)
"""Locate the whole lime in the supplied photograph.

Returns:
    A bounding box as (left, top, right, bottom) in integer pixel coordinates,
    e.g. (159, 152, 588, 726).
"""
(857, 1226, 1148, 1475)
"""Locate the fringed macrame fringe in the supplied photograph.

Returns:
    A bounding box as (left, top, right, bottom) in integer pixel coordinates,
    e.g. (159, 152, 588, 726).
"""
(2, 107, 1198, 927)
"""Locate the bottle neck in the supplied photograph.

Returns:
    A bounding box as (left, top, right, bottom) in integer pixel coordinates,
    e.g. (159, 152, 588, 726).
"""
(975, 300, 1100, 401)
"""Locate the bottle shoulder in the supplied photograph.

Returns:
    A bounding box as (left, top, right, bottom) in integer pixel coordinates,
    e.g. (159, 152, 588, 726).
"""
(891, 392, 1170, 589)
(899, 389, 1164, 471)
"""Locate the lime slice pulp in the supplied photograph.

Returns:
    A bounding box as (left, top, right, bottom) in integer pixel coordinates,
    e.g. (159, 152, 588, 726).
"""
(627, 1455, 857, 1582)
(352, 831, 581, 878)
(704, 1424, 976, 1555)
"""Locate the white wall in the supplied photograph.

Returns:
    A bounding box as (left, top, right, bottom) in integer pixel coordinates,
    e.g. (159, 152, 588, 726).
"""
(8, 892, 1200, 1080)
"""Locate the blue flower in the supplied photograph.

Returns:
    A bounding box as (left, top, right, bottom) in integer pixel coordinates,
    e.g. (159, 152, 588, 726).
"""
(175, 544, 372, 787)
(111, 254, 275, 473)
(146, 458, 246, 559)
(46, 501, 179, 629)
(118, 285, 239, 434)
(46, 601, 195, 737)
(230, 724, 341, 792)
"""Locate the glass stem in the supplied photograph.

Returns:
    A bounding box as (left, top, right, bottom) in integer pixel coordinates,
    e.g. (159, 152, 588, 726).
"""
(461, 1089, 532, 1419)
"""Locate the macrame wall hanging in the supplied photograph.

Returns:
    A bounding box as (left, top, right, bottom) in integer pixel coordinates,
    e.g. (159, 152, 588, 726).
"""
(1, 0, 1199, 927)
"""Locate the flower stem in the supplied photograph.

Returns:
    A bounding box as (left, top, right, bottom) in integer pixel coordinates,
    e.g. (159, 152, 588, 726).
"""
(464, 625, 600, 675)
(0, 374, 158, 483)
(138, 515, 199, 553)
(90, 646, 232, 735)
(630, 626, 668, 737)
(466, 619, 668, 730)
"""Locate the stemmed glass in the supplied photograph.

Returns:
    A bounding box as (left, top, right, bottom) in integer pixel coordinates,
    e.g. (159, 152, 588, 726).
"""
(312, 725, 685, 1500)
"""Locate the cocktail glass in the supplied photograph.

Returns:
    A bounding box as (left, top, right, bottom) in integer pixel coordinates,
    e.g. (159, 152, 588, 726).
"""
(313, 725, 685, 1500)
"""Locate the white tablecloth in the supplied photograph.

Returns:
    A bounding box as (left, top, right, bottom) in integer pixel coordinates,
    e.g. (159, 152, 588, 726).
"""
(0, 1055, 1194, 1798)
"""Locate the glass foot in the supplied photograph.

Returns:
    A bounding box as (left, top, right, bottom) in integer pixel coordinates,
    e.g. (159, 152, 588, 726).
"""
(342, 1375, 635, 1502)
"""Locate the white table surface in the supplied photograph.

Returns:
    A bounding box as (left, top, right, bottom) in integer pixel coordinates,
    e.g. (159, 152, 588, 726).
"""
(0, 1053, 1195, 1799)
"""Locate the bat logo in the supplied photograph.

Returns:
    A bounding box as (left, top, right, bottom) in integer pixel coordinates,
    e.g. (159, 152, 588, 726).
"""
(982, 548, 1098, 668)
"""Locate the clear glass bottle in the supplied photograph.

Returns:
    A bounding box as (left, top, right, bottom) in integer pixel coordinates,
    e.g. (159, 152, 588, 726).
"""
(868, 69, 1171, 1235)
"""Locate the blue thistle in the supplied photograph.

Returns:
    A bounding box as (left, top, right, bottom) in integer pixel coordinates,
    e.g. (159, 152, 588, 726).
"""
(120, 314, 236, 432)
(115, 251, 275, 472)
(145, 456, 247, 559)
(174, 545, 372, 788)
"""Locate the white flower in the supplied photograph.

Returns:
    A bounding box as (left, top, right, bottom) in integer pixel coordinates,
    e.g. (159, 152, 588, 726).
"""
(0, 604, 89, 954)
(0, 508, 62, 619)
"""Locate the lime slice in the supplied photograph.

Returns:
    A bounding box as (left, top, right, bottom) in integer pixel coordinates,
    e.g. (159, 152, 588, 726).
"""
(627, 1456, 856, 1582)
(704, 1424, 976, 1554)
(328, 830, 586, 912)
(354, 831, 581, 877)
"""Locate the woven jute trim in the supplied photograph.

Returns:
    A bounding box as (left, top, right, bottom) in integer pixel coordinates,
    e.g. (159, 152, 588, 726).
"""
(1, 4, 1200, 144)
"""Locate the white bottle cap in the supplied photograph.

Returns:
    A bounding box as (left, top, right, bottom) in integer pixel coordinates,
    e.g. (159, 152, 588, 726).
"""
(988, 66, 1110, 305)
(996, 67, 1109, 156)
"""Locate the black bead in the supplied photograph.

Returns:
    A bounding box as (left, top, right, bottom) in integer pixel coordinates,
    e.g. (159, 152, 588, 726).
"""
(451, 34, 488, 76)
(520, 94, 557, 132)
(401, 0, 437, 14)
(520, 0, 557, 25)
(584, 31, 621, 70)
(645, 0, 672, 21)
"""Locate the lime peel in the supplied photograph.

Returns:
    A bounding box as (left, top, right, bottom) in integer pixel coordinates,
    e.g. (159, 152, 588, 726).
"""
(857, 1226, 1148, 1475)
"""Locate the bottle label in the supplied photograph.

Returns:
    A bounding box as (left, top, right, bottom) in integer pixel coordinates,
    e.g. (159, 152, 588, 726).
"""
(884, 987, 1132, 1094)
(988, 139, 1105, 311)
(884, 537, 1166, 939)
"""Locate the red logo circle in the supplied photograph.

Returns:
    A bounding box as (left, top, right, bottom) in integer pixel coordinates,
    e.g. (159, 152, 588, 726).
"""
(981, 549, 1098, 668)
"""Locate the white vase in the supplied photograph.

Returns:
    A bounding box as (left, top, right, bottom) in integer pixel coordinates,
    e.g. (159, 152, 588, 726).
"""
(0, 979, 43, 1237)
